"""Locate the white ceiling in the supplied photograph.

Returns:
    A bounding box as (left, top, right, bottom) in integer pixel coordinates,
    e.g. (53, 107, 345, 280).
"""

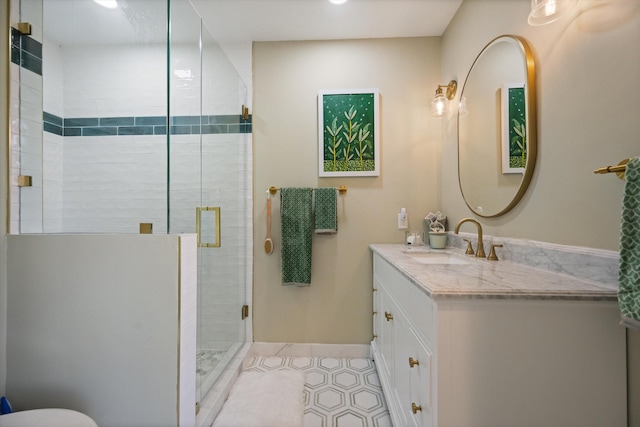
(191, 0, 464, 43)
(44, 0, 463, 46)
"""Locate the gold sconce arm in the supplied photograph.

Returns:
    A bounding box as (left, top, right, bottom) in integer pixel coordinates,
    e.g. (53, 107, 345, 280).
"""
(435, 80, 457, 100)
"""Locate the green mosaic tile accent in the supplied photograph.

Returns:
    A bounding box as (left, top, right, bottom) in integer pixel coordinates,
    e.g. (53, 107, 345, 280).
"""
(43, 112, 251, 137)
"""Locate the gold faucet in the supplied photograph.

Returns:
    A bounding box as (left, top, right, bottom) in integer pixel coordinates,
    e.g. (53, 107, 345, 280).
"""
(454, 218, 485, 258)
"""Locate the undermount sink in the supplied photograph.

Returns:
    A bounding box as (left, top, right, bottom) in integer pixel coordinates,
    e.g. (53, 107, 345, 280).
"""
(402, 251, 469, 265)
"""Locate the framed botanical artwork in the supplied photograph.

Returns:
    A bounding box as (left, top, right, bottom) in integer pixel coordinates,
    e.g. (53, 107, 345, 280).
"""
(501, 83, 526, 174)
(318, 89, 380, 177)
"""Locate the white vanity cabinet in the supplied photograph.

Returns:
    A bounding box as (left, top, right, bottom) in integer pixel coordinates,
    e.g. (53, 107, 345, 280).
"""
(371, 250, 627, 427)
(373, 254, 434, 427)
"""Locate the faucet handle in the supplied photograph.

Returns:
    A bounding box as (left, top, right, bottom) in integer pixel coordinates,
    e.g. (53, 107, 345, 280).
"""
(487, 244, 503, 261)
(463, 238, 474, 255)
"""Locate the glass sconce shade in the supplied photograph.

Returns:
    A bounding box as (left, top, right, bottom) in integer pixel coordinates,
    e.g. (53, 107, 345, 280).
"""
(431, 81, 456, 117)
(528, 0, 577, 25)
(431, 91, 448, 117)
(458, 96, 468, 117)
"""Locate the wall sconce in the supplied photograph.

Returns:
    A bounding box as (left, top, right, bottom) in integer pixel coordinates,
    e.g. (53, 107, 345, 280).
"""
(528, 0, 577, 26)
(431, 80, 457, 117)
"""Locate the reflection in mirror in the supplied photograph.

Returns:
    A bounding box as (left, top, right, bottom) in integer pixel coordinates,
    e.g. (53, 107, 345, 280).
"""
(458, 35, 536, 218)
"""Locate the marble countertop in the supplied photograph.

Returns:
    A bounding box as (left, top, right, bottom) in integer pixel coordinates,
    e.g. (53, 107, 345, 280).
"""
(370, 244, 619, 301)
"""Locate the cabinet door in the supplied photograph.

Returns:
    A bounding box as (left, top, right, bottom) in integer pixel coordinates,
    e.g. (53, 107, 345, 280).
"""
(378, 287, 396, 386)
(407, 327, 433, 427)
(394, 311, 415, 426)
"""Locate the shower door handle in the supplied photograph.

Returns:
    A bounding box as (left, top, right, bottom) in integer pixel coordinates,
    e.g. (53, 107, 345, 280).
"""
(196, 207, 221, 248)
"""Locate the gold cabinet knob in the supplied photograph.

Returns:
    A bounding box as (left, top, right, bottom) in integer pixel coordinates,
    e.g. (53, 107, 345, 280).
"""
(384, 311, 393, 321)
(411, 403, 422, 414)
(408, 357, 420, 368)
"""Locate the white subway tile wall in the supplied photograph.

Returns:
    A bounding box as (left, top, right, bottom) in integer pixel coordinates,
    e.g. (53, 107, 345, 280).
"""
(63, 45, 167, 118)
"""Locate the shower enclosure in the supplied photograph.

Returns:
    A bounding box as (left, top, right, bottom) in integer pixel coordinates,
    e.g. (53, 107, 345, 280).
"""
(9, 0, 251, 416)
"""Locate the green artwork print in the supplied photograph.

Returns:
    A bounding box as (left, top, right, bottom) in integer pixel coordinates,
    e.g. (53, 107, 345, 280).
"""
(508, 86, 526, 168)
(318, 90, 379, 177)
(502, 84, 526, 174)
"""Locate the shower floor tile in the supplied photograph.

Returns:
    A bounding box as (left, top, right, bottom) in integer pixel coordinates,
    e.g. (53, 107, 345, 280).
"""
(245, 356, 392, 427)
(197, 349, 227, 379)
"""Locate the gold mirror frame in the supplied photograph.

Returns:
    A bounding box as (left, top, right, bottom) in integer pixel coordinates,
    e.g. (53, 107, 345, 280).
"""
(457, 35, 537, 218)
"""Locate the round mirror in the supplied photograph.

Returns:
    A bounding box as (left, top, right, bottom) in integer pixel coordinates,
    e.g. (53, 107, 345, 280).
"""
(458, 35, 536, 217)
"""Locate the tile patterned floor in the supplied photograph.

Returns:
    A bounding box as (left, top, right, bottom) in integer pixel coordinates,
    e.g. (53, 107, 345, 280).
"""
(244, 356, 392, 427)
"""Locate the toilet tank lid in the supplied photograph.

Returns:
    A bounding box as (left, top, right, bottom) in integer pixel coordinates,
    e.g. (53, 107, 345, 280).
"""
(0, 408, 99, 427)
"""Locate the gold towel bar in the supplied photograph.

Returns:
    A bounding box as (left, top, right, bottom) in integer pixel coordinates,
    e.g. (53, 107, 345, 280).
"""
(594, 159, 629, 180)
(268, 186, 347, 195)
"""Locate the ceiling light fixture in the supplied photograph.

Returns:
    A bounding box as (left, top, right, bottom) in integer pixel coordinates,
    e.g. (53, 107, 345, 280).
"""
(94, 0, 118, 9)
(431, 80, 457, 118)
(528, 0, 577, 26)
(329, 0, 348, 4)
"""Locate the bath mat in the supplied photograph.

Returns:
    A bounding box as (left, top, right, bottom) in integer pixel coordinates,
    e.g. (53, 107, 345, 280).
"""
(212, 370, 305, 427)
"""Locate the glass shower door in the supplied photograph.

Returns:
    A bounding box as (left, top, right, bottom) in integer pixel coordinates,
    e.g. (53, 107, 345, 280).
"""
(168, 0, 249, 407)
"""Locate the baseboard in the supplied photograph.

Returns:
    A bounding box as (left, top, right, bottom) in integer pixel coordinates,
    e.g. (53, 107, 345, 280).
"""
(247, 342, 371, 362)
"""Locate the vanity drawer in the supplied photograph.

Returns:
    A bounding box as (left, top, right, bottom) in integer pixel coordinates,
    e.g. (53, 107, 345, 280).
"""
(373, 254, 435, 345)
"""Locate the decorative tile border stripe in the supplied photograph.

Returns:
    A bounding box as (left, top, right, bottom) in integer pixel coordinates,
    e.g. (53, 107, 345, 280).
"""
(43, 112, 252, 136)
(11, 28, 42, 76)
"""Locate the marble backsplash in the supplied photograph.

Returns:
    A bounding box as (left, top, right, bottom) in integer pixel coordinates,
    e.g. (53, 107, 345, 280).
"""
(447, 232, 619, 287)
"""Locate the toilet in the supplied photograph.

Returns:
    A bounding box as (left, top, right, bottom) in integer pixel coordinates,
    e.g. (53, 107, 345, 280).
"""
(0, 408, 99, 427)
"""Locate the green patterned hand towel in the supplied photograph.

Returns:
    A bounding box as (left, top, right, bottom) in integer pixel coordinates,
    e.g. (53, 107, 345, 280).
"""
(281, 188, 314, 286)
(619, 156, 640, 325)
(315, 188, 338, 234)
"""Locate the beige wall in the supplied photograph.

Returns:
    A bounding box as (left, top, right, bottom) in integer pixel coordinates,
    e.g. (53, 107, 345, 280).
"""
(441, 0, 640, 250)
(440, 1, 640, 423)
(252, 38, 442, 343)
(1, 0, 9, 394)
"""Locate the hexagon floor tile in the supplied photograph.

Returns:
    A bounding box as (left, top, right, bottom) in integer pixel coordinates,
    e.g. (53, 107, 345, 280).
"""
(245, 356, 392, 426)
